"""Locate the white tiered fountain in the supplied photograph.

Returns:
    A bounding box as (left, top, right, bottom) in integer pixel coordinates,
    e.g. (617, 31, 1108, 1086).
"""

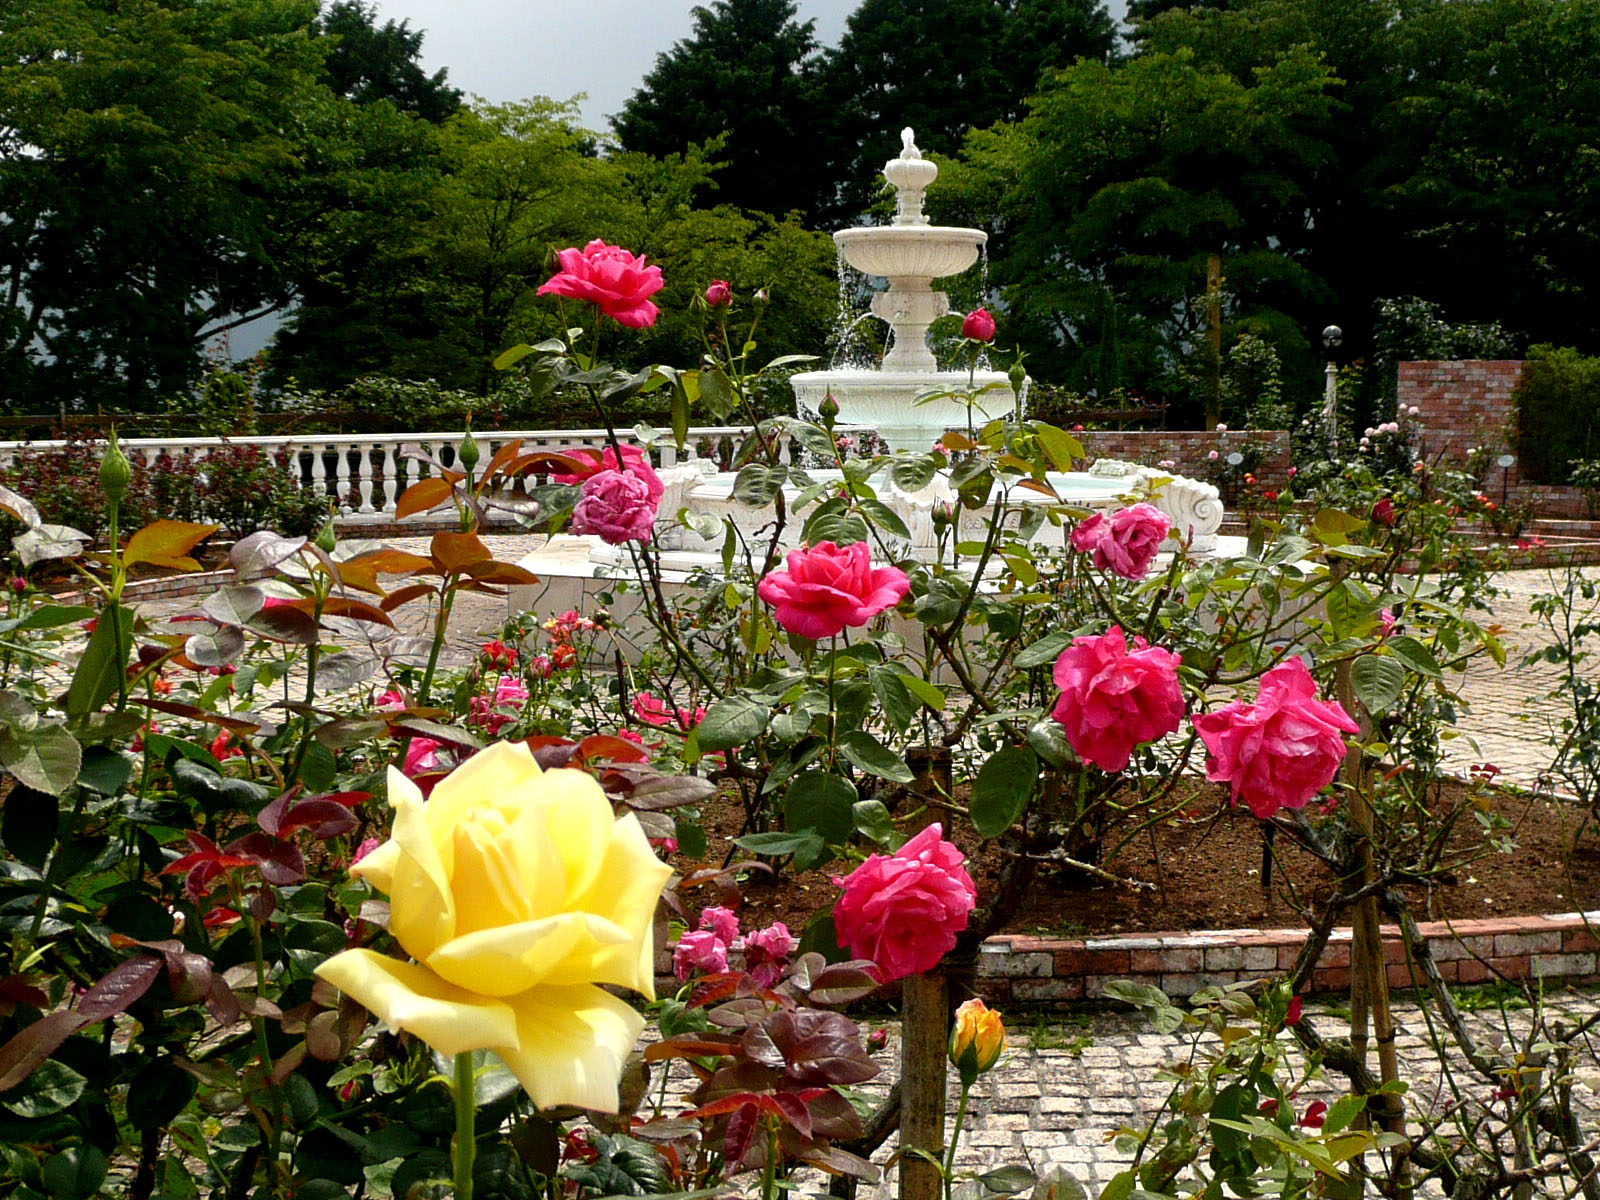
(507, 127, 1224, 624)
(790, 128, 1012, 452)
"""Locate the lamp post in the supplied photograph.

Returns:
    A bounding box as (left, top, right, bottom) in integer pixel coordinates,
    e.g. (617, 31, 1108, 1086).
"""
(1322, 325, 1343, 450)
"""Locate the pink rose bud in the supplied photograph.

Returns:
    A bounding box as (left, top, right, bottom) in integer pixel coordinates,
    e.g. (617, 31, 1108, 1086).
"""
(1286, 995, 1304, 1026)
(868, 1027, 890, 1052)
(1207, 449, 1219, 461)
(1216, 423, 1228, 433)
(960, 307, 996, 342)
(1371, 497, 1397, 526)
(1051, 627, 1185, 772)
(704, 279, 731, 307)
(352, 837, 381, 865)
(8, 576, 25, 596)
(1287, 466, 1297, 477)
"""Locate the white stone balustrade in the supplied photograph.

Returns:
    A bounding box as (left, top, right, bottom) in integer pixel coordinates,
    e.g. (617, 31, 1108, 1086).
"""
(0, 426, 823, 525)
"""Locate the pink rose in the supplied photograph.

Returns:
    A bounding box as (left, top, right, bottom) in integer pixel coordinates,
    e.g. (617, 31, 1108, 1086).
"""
(403, 735, 444, 777)
(1050, 627, 1184, 772)
(352, 837, 382, 866)
(705, 279, 731, 307)
(1070, 503, 1171, 581)
(756, 540, 910, 640)
(633, 691, 705, 732)
(832, 824, 976, 982)
(1192, 657, 1360, 819)
(1378, 608, 1397, 637)
(673, 930, 728, 980)
(536, 239, 663, 328)
(571, 468, 658, 544)
(550, 445, 664, 505)
(698, 905, 741, 948)
(743, 921, 797, 987)
(960, 307, 996, 342)
(374, 687, 407, 712)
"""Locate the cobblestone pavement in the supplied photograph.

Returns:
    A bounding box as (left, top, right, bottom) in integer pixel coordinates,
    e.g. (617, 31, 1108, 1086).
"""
(779, 993, 1600, 1197)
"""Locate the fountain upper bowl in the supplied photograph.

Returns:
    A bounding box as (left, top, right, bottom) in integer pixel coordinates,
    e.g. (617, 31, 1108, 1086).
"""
(834, 225, 987, 280)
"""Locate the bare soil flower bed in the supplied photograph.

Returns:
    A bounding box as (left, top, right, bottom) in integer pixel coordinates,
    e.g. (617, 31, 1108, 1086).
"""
(684, 779, 1600, 938)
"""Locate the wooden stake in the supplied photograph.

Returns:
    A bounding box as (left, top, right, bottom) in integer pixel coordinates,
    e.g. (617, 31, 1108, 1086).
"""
(899, 971, 949, 1200)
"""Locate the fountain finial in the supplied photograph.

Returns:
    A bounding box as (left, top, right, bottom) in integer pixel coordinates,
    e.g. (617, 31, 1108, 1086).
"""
(884, 127, 937, 226)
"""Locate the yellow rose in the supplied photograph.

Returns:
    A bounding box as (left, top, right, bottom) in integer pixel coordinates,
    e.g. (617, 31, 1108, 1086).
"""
(315, 741, 671, 1112)
(948, 997, 1005, 1084)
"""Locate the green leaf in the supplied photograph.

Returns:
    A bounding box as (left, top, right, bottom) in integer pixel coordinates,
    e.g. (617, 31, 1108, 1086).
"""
(11, 604, 96, 633)
(869, 667, 918, 732)
(74, 746, 131, 796)
(1098, 1169, 1136, 1200)
(41, 1145, 106, 1200)
(732, 463, 785, 507)
(0, 717, 81, 796)
(1026, 719, 1076, 771)
(65, 604, 132, 720)
(1, 785, 57, 869)
(1322, 1093, 1367, 1137)
(126, 1060, 197, 1131)
(856, 499, 911, 541)
(1311, 508, 1368, 547)
(969, 745, 1036, 838)
(696, 696, 769, 752)
(2, 1059, 86, 1119)
(491, 344, 536, 370)
(1385, 634, 1441, 678)
(1031, 423, 1084, 471)
(838, 730, 914, 783)
(896, 671, 946, 712)
(732, 830, 826, 858)
(699, 366, 738, 421)
(1015, 631, 1072, 669)
(889, 454, 939, 492)
(802, 504, 870, 548)
(1031, 1167, 1088, 1200)
(1351, 654, 1405, 716)
(851, 799, 897, 846)
(784, 772, 858, 846)
(979, 1165, 1036, 1195)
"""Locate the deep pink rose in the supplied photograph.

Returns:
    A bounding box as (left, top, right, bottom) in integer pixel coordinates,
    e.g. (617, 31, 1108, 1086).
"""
(960, 307, 996, 342)
(705, 279, 731, 307)
(673, 930, 727, 980)
(403, 736, 444, 777)
(698, 905, 741, 948)
(1191, 656, 1360, 819)
(756, 541, 910, 640)
(570, 469, 658, 544)
(632, 691, 705, 732)
(1050, 626, 1184, 772)
(468, 677, 529, 735)
(832, 824, 976, 982)
(1070, 503, 1172, 581)
(537, 239, 663, 328)
(743, 921, 797, 987)
(374, 687, 407, 712)
(550, 445, 664, 505)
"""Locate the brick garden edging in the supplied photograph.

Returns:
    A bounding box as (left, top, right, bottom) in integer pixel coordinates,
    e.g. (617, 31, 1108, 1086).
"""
(972, 911, 1600, 1005)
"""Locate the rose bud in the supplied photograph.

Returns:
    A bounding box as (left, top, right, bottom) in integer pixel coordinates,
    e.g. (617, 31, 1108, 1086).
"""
(949, 997, 1006, 1084)
(704, 280, 731, 308)
(1371, 497, 1397, 526)
(960, 307, 996, 343)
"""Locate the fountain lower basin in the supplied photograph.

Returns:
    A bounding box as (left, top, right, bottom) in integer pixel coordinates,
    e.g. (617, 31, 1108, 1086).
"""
(790, 368, 1015, 453)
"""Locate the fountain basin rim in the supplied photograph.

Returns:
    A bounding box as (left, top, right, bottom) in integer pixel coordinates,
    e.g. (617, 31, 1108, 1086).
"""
(790, 367, 1013, 392)
(834, 224, 987, 279)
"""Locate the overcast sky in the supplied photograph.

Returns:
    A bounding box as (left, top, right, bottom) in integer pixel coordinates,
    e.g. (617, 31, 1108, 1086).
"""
(368, 0, 1127, 132)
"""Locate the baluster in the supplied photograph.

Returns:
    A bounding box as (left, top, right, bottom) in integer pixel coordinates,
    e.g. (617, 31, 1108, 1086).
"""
(333, 442, 354, 514)
(356, 441, 377, 513)
(300, 442, 328, 499)
(378, 444, 399, 514)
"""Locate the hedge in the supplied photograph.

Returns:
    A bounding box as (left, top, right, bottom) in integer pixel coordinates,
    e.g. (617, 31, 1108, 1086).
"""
(1514, 345, 1600, 484)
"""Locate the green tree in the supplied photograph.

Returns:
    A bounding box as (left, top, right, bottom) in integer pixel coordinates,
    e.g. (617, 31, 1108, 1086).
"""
(610, 0, 828, 220)
(317, 0, 462, 121)
(949, 46, 1337, 410)
(819, 0, 1117, 220)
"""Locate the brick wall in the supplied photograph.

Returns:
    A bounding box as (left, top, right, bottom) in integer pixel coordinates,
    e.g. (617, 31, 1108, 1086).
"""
(1399, 360, 1590, 519)
(1077, 430, 1292, 485)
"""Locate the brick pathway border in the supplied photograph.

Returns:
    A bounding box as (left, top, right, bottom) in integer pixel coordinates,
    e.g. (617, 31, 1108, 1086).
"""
(972, 911, 1600, 1003)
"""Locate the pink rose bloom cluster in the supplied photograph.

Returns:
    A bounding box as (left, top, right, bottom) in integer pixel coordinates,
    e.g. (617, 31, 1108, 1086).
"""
(1050, 627, 1184, 772)
(673, 905, 796, 986)
(833, 824, 976, 982)
(536, 239, 663, 328)
(757, 540, 910, 640)
(569, 450, 663, 546)
(1070, 503, 1172, 581)
(632, 691, 706, 732)
(1193, 656, 1360, 818)
(469, 676, 530, 736)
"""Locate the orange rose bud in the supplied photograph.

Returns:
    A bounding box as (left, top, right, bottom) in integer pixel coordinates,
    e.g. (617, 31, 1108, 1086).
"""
(949, 997, 1005, 1084)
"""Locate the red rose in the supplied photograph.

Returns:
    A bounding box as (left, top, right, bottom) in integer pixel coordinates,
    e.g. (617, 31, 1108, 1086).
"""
(537, 239, 663, 328)
(960, 307, 996, 342)
(705, 279, 731, 307)
(756, 540, 910, 640)
(1371, 497, 1397, 526)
